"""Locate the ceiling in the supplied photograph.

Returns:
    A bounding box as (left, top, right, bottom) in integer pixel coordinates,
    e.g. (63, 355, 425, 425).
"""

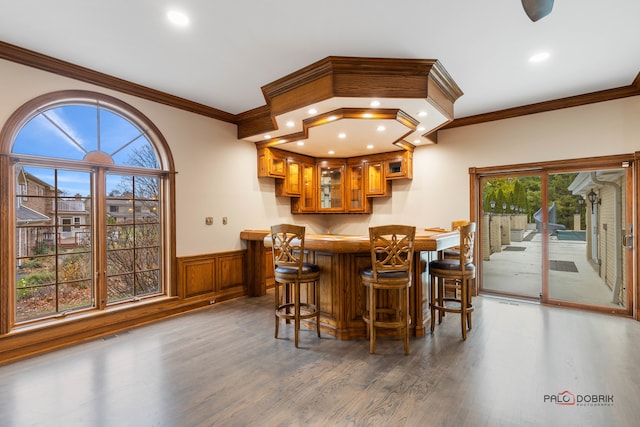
(1, 1, 640, 157)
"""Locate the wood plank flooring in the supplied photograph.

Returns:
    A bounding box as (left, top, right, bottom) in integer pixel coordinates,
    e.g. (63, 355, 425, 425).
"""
(1, 293, 639, 426)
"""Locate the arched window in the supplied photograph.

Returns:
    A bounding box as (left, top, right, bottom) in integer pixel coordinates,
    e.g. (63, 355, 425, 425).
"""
(1, 91, 175, 326)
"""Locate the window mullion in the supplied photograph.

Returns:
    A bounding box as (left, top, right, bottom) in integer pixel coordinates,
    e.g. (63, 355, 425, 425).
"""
(94, 167, 108, 309)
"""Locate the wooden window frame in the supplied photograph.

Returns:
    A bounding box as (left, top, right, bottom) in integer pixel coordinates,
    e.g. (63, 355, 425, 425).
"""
(0, 90, 177, 334)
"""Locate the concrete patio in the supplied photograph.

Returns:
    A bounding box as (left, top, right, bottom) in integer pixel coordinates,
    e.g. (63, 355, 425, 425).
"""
(481, 231, 624, 309)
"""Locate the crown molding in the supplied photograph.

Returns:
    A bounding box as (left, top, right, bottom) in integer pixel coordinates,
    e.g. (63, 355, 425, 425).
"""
(3, 40, 638, 135)
(444, 72, 640, 129)
(0, 40, 235, 123)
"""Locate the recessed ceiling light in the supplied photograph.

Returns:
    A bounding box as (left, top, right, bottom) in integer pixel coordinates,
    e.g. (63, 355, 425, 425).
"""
(338, 133, 346, 139)
(417, 111, 428, 117)
(167, 10, 190, 27)
(308, 108, 317, 115)
(417, 126, 425, 132)
(414, 139, 421, 144)
(529, 51, 550, 63)
(296, 141, 304, 146)
(377, 125, 385, 132)
(363, 113, 373, 118)
(264, 134, 271, 139)
(286, 120, 295, 127)
(370, 100, 380, 107)
(328, 150, 335, 155)
(367, 144, 374, 149)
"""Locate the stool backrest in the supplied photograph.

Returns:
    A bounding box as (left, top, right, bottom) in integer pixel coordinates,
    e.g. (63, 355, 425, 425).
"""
(368, 225, 416, 280)
(458, 222, 476, 270)
(451, 219, 470, 231)
(270, 224, 306, 272)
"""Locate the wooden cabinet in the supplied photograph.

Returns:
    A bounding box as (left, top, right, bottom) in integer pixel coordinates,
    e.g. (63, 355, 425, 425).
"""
(346, 163, 370, 213)
(318, 162, 345, 212)
(292, 161, 316, 213)
(364, 160, 391, 197)
(257, 147, 286, 178)
(385, 151, 413, 179)
(258, 147, 412, 214)
(276, 158, 301, 196)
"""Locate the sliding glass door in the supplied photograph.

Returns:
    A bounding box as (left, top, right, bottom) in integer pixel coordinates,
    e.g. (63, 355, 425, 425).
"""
(477, 160, 632, 315)
(546, 168, 631, 310)
(480, 174, 543, 300)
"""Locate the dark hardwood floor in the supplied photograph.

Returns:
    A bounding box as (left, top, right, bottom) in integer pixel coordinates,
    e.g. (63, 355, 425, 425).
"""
(1, 293, 639, 426)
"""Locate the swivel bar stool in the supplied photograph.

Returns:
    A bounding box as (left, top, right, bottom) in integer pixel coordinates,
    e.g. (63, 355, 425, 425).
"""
(271, 224, 321, 348)
(429, 222, 476, 340)
(361, 225, 416, 355)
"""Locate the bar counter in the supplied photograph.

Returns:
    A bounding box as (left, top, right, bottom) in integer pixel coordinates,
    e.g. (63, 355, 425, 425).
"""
(240, 229, 458, 339)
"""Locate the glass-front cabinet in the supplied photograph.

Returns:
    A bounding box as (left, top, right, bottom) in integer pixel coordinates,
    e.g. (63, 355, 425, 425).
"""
(318, 162, 344, 212)
(346, 162, 370, 213)
(292, 161, 316, 212)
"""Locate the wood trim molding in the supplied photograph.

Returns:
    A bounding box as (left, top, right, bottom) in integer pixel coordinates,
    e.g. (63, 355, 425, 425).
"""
(444, 72, 640, 129)
(0, 40, 236, 123)
(470, 153, 634, 176)
(3, 39, 638, 139)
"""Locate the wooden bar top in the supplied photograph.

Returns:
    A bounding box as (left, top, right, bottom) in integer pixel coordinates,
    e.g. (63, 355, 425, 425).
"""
(240, 229, 459, 253)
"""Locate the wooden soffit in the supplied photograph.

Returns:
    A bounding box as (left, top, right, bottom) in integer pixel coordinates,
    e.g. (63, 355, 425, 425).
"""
(236, 56, 463, 155)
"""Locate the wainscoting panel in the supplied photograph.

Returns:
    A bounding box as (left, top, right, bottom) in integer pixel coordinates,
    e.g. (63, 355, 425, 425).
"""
(178, 251, 246, 301)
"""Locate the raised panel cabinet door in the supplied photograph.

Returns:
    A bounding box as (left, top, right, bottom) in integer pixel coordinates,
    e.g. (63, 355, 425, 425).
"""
(365, 161, 386, 196)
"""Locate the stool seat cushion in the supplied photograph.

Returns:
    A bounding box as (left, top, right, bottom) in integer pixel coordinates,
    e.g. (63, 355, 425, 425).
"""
(443, 248, 460, 257)
(361, 267, 410, 280)
(429, 258, 475, 272)
(275, 262, 320, 275)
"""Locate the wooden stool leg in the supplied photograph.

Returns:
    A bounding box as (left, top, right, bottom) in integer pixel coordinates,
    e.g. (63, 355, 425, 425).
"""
(403, 287, 410, 355)
(275, 281, 280, 338)
(467, 279, 473, 330)
(370, 285, 376, 354)
(437, 278, 444, 324)
(430, 274, 436, 333)
(294, 281, 300, 348)
(461, 278, 467, 340)
(315, 281, 321, 338)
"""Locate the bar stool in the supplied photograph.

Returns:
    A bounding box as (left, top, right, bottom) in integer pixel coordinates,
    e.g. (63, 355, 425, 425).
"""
(429, 222, 476, 340)
(271, 224, 321, 348)
(443, 220, 469, 260)
(442, 220, 470, 300)
(361, 225, 416, 355)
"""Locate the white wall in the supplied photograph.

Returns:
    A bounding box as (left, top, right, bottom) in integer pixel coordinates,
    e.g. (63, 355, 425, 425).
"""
(2, 59, 639, 256)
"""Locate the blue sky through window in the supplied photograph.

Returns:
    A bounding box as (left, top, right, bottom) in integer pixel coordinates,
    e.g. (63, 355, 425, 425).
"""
(12, 104, 159, 169)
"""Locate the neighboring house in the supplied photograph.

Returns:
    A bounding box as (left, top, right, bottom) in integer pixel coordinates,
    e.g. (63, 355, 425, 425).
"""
(569, 170, 627, 305)
(106, 197, 158, 222)
(15, 167, 91, 259)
